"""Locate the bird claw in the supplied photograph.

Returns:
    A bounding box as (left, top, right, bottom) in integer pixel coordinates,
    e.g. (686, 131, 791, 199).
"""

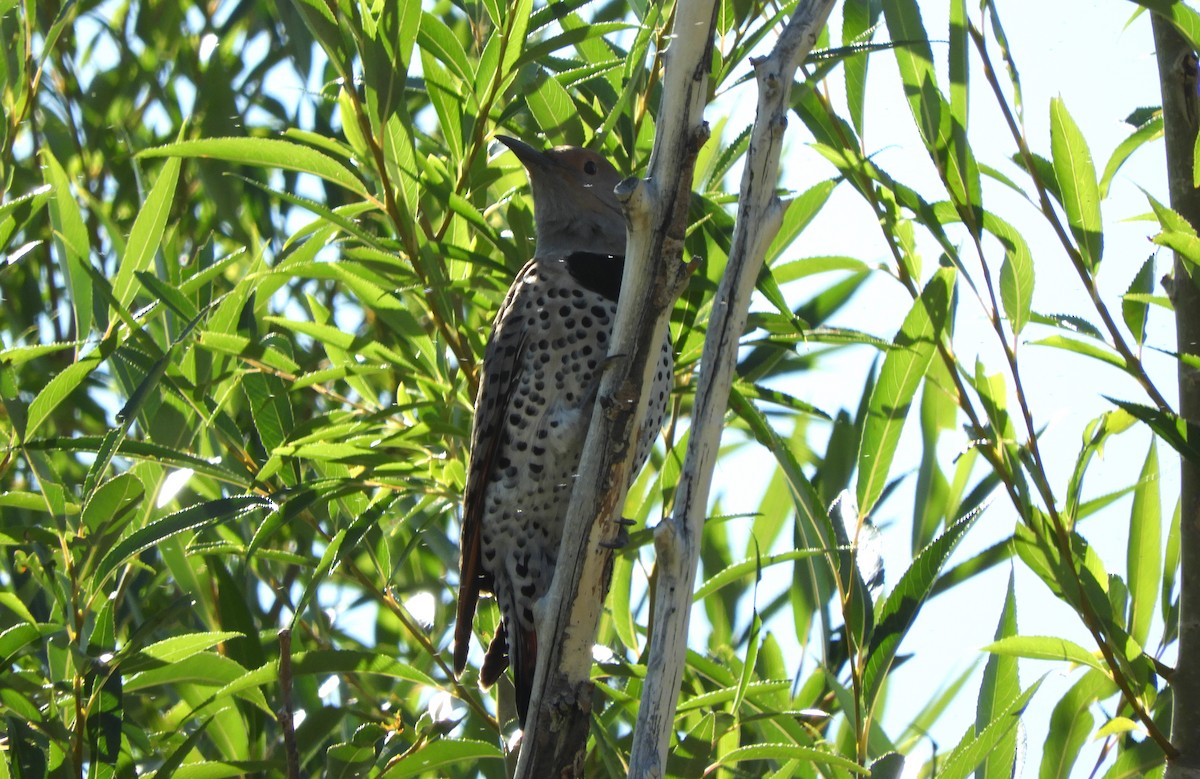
(583, 353, 628, 409)
(599, 517, 637, 549)
(599, 352, 627, 371)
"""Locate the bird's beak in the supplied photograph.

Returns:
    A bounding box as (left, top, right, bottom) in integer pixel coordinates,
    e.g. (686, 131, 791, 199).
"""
(496, 135, 552, 172)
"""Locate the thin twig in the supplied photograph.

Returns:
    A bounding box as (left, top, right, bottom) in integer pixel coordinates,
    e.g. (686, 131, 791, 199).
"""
(968, 19, 1177, 759)
(278, 628, 300, 779)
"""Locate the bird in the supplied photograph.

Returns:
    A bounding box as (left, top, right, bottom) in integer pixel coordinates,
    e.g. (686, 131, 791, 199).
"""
(453, 136, 674, 724)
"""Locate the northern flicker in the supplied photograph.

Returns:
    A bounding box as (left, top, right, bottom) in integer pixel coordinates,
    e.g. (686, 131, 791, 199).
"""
(453, 136, 674, 724)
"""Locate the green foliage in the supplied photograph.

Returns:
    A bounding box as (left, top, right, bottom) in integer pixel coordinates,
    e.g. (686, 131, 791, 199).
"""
(0, 0, 1187, 776)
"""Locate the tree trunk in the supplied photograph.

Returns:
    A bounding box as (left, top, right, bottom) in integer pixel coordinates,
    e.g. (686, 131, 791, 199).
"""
(1153, 14, 1200, 778)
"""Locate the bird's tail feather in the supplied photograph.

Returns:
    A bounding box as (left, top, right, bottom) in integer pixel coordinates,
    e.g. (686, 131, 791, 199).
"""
(452, 579, 479, 676)
(510, 625, 538, 725)
(480, 622, 510, 686)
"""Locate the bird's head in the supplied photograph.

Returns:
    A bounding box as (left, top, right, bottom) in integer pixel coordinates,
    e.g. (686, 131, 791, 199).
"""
(496, 135, 627, 257)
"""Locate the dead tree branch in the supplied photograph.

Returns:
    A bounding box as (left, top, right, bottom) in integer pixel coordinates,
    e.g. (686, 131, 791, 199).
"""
(626, 3, 838, 776)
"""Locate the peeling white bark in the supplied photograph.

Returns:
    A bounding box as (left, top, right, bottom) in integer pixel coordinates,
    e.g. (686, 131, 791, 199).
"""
(626, 3, 838, 776)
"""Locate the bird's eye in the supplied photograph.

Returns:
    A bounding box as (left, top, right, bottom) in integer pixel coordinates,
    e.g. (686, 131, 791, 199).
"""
(583, 160, 598, 175)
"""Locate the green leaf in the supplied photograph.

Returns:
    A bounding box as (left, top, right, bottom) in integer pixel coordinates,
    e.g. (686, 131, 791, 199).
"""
(0, 184, 51, 224)
(26, 348, 104, 439)
(527, 72, 583, 144)
(1127, 439, 1161, 645)
(857, 267, 955, 517)
(765, 180, 837, 263)
(1099, 740, 1169, 779)
(198, 330, 302, 373)
(1105, 396, 1200, 464)
(943, 110, 983, 234)
(871, 753, 906, 779)
(1147, 190, 1200, 268)
(608, 543, 637, 652)
(882, 0, 939, 148)
(1029, 335, 1125, 371)
(674, 681, 791, 715)
(709, 744, 868, 773)
(728, 390, 839, 630)
(87, 669, 122, 766)
(975, 571, 1019, 779)
(0, 492, 58, 512)
(733, 381, 831, 420)
(291, 649, 439, 687)
(1100, 113, 1161, 198)
(1049, 97, 1103, 271)
(972, 360, 1012, 441)
(111, 156, 180, 312)
(1129, 0, 1200, 50)
(25, 436, 249, 485)
(948, 0, 967, 130)
(82, 301, 207, 495)
(93, 496, 272, 586)
(420, 48, 464, 160)
(830, 490, 878, 654)
(0, 341, 77, 367)
(842, 0, 880, 135)
(242, 185, 384, 253)
(0, 623, 61, 664)
(125, 653, 259, 703)
(694, 549, 824, 602)
(42, 149, 92, 338)
(135, 632, 245, 666)
(733, 609, 762, 715)
(242, 337, 295, 456)
(379, 739, 503, 778)
(502, 0, 533, 76)
(1030, 311, 1104, 340)
(383, 112, 420, 218)
(136, 270, 199, 321)
(417, 12, 472, 84)
(982, 635, 1107, 674)
(138, 138, 368, 198)
(769, 255, 871, 282)
(292, 528, 347, 624)
(325, 740, 375, 775)
(1039, 670, 1116, 779)
(1164, 499, 1181, 628)
(80, 472, 144, 535)
(862, 506, 980, 708)
(974, 1, 1022, 118)
(516, 22, 627, 74)
(913, 361, 955, 550)
(0, 593, 37, 625)
(1122, 255, 1154, 346)
(936, 680, 1042, 779)
(996, 217, 1034, 335)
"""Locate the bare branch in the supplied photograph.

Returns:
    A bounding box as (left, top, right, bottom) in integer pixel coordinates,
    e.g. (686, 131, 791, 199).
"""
(626, 3, 838, 776)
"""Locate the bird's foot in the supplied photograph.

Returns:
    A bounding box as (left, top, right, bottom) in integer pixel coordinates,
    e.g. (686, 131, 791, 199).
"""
(599, 517, 636, 549)
(581, 353, 626, 409)
(598, 352, 627, 372)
